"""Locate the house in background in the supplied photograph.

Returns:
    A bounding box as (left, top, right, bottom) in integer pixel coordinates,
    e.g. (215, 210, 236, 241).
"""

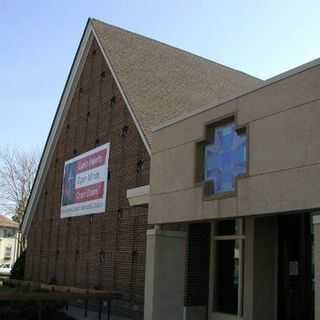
(0, 215, 19, 272)
(21, 18, 261, 319)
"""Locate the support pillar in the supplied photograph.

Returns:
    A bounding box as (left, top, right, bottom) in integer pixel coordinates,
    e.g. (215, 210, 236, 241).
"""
(313, 215, 320, 320)
(144, 228, 187, 320)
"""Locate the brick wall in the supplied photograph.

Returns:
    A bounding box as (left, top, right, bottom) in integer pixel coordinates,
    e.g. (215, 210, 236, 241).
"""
(185, 223, 210, 307)
(24, 38, 149, 318)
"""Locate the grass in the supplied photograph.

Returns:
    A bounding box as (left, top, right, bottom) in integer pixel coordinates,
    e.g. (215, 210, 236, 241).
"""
(0, 285, 17, 293)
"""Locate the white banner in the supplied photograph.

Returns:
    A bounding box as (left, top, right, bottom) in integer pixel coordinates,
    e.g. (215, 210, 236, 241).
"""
(60, 143, 110, 218)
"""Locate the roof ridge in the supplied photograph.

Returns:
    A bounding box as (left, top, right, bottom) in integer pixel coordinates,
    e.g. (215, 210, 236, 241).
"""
(90, 17, 262, 82)
(0, 214, 19, 227)
(22, 18, 262, 236)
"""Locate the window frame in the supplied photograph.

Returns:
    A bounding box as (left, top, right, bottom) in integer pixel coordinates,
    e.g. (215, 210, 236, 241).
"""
(209, 219, 245, 320)
(3, 228, 16, 238)
(4, 246, 12, 258)
(195, 114, 249, 201)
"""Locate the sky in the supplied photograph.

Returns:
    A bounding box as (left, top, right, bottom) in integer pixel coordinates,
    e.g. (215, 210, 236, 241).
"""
(1, 0, 320, 153)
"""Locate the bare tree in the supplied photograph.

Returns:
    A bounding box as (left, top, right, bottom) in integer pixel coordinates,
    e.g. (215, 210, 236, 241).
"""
(0, 147, 39, 224)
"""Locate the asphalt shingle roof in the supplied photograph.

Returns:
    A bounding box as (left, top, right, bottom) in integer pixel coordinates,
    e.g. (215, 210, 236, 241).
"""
(0, 215, 18, 229)
(91, 18, 263, 145)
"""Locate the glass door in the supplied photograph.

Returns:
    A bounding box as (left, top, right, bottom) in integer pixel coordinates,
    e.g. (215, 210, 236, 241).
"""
(209, 219, 245, 320)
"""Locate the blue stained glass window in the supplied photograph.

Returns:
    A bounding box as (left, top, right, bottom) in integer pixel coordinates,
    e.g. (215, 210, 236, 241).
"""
(204, 122, 247, 194)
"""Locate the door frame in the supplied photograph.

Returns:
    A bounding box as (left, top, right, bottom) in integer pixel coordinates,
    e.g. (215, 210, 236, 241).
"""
(208, 219, 245, 320)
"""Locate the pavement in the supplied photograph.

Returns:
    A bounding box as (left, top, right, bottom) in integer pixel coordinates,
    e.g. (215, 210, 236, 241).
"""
(64, 305, 130, 320)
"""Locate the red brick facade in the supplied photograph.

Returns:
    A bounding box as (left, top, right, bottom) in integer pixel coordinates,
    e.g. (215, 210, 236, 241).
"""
(24, 38, 149, 317)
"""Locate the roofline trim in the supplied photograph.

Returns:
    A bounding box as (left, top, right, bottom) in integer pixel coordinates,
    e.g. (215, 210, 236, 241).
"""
(0, 225, 19, 229)
(21, 20, 150, 237)
(265, 56, 320, 83)
(152, 55, 320, 133)
(91, 22, 151, 155)
(21, 22, 94, 236)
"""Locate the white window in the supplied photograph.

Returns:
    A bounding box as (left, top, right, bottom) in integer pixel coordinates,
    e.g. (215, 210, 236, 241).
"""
(3, 228, 16, 238)
(4, 246, 12, 258)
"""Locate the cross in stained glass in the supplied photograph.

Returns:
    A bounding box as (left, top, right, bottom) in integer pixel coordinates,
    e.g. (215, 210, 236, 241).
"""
(204, 122, 247, 194)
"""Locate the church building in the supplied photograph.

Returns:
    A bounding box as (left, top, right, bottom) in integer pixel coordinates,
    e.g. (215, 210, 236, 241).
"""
(22, 17, 319, 320)
(21, 18, 261, 319)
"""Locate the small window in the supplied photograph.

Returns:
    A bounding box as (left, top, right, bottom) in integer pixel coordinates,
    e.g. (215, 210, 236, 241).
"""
(204, 122, 247, 194)
(3, 229, 16, 238)
(216, 219, 243, 236)
(4, 246, 12, 258)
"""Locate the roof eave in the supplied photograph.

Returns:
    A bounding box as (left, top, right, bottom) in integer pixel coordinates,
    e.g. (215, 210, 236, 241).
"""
(21, 19, 152, 237)
(21, 20, 94, 236)
(90, 20, 151, 154)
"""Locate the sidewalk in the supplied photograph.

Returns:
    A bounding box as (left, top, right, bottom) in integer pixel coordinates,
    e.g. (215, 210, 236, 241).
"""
(65, 305, 130, 320)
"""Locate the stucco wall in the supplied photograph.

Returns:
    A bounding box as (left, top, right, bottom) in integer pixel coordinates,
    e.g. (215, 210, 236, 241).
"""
(314, 220, 320, 320)
(150, 63, 320, 224)
(144, 229, 186, 320)
(252, 217, 277, 320)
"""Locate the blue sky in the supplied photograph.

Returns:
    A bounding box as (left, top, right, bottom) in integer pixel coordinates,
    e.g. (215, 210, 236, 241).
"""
(1, 0, 320, 153)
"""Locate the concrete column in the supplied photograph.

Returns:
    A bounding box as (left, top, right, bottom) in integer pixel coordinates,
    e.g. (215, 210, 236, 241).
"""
(252, 216, 278, 320)
(313, 215, 320, 320)
(144, 228, 187, 320)
(243, 216, 278, 320)
(243, 217, 254, 320)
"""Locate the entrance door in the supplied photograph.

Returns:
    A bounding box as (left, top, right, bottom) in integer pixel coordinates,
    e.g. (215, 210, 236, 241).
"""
(278, 213, 313, 320)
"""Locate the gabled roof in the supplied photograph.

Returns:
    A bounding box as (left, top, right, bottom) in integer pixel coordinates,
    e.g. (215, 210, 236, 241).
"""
(91, 18, 262, 144)
(0, 215, 19, 229)
(21, 18, 262, 236)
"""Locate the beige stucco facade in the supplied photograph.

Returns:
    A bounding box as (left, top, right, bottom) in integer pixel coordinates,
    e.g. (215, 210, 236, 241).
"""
(145, 62, 320, 320)
(150, 63, 320, 224)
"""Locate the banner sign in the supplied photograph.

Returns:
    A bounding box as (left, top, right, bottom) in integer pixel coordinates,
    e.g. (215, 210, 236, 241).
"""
(60, 143, 110, 218)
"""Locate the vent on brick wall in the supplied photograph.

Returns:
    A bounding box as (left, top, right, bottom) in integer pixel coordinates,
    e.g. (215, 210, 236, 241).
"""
(92, 49, 97, 56)
(117, 208, 123, 219)
(56, 249, 60, 257)
(79, 87, 83, 94)
(95, 138, 100, 145)
(73, 149, 77, 155)
(100, 71, 106, 78)
(132, 250, 138, 262)
(86, 111, 91, 120)
(44, 190, 48, 196)
(136, 160, 145, 174)
(99, 249, 105, 264)
(75, 249, 80, 255)
(66, 124, 70, 130)
(110, 96, 116, 106)
(121, 125, 129, 137)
